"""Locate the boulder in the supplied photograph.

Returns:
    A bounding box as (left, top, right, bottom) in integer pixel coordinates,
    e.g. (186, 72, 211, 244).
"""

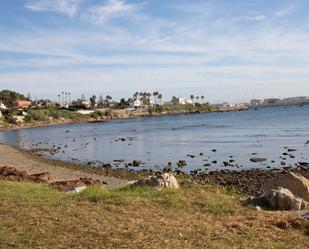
(129, 173, 179, 189)
(65, 186, 87, 194)
(250, 157, 267, 163)
(271, 172, 309, 202)
(265, 187, 306, 210)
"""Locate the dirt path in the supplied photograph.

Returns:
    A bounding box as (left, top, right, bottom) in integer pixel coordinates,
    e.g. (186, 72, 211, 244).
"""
(0, 144, 128, 188)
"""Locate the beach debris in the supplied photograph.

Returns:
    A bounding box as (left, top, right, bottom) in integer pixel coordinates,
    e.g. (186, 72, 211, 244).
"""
(128, 173, 179, 189)
(250, 157, 267, 163)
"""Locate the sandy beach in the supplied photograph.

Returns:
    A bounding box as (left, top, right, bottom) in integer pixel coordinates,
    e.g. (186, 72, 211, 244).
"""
(0, 144, 128, 188)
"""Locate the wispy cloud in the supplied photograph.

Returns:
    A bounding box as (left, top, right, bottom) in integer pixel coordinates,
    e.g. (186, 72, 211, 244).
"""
(82, 0, 140, 24)
(25, 0, 82, 18)
(274, 6, 297, 18)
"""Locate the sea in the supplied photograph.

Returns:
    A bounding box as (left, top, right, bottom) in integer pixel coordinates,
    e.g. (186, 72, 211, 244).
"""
(1, 105, 309, 173)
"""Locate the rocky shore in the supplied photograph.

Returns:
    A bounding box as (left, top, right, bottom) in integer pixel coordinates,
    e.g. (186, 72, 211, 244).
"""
(1, 142, 308, 200)
(0, 106, 247, 132)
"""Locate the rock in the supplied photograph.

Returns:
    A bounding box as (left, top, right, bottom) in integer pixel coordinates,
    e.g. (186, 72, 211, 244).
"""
(177, 160, 187, 167)
(275, 220, 289, 230)
(129, 173, 179, 189)
(30, 172, 53, 182)
(287, 149, 297, 152)
(271, 172, 309, 202)
(265, 187, 306, 210)
(65, 186, 87, 194)
(250, 157, 267, 163)
(256, 206, 262, 211)
(299, 162, 309, 167)
(132, 160, 141, 167)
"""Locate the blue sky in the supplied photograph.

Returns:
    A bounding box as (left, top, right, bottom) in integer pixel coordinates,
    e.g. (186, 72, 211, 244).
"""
(0, 0, 309, 102)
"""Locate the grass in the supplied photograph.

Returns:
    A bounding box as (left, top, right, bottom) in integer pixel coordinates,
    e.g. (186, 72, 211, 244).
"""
(0, 180, 308, 249)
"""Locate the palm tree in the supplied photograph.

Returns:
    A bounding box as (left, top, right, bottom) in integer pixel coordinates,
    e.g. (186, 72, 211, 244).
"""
(153, 91, 159, 105)
(171, 96, 178, 105)
(68, 93, 71, 104)
(190, 94, 194, 105)
(147, 92, 152, 102)
(58, 94, 61, 105)
(105, 95, 112, 102)
(133, 92, 139, 100)
(62, 91, 64, 105)
(201, 96, 205, 104)
(196, 96, 200, 104)
(158, 94, 162, 105)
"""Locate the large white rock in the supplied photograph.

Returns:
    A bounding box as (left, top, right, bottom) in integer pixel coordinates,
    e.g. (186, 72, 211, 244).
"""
(129, 173, 179, 189)
(273, 172, 309, 202)
(65, 186, 87, 194)
(265, 187, 306, 211)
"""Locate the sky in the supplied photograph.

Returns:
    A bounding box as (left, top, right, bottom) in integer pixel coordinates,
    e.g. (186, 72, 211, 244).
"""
(0, 0, 309, 103)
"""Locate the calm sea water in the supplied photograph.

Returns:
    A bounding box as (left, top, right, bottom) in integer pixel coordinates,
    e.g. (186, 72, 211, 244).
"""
(1, 106, 309, 172)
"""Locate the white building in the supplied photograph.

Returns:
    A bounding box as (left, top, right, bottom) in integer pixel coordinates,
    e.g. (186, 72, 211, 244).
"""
(178, 98, 193, 105)
(129, 99, 143, 108)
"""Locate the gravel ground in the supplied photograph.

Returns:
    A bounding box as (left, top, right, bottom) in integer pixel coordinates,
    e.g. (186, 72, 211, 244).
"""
(0, 144, 128, 188)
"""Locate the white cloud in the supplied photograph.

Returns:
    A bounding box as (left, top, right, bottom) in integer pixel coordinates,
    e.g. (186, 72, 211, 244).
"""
(274, 6, 296, 18)
(25, 0, 82, 18)
(82, 0, 139, 23)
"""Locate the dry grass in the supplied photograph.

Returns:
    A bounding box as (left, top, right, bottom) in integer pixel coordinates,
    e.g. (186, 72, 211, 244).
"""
(0, 180, 308, 249)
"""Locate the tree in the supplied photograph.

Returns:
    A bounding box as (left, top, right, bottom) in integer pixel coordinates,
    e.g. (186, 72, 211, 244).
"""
(99, 95, 104, 104)
(190, 95, 195, 105)
(90, 95, 97, 109)
(0, 90, 28, 107)
(153, 91, 159, 105)
(27, 93, 32, 101)
(133, 92, 139, 100)
(201, 96, 205, 104)
(171, 96, 178, 105)
(116, 98, 129, 109)
(196, 96, 200, 104)
(105, 95, 112, 103)
(158, 94, 162, 105)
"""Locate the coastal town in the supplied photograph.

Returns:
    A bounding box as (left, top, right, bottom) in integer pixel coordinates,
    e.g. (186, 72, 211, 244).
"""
(1, 89, 309, 129)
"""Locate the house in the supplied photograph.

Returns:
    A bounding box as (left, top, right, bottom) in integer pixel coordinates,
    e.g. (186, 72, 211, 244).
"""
(13, 100, 32, 109)
(178, 97, 192, 105)
(129, 99, 143, 108)
(70, 99, 90, 109)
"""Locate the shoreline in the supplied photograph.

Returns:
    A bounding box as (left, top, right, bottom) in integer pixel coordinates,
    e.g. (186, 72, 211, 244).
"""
(1, 143, 309, 197)
(0, 107, 249, 132)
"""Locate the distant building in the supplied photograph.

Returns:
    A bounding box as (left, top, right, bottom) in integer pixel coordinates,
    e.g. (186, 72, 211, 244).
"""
(12, 100, 32, 109)
(70, 99, 90, 109)
(178, 97, 192, 105)
(263, 98, 280, 105)
(34, 99, 56, 109)
(250, 98, 264, 106)
(129, 99, 143, 108)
